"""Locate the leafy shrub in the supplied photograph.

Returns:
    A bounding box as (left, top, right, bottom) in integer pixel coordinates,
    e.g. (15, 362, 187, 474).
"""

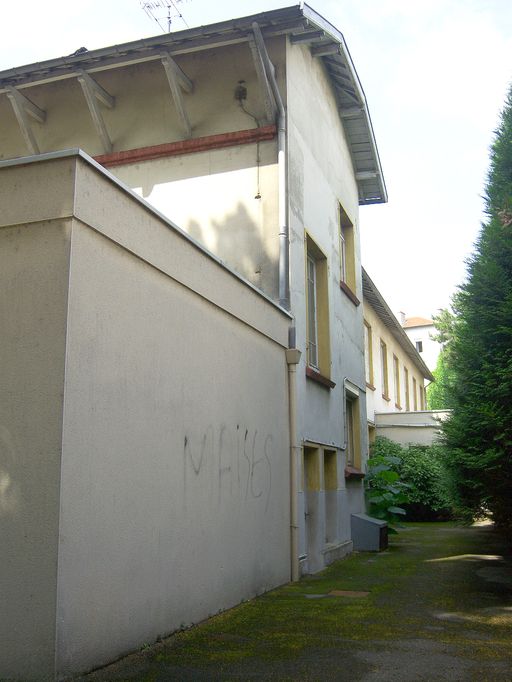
(369, 437, 453, 521)
(365, 451, 409, 533)
(400, 445, 453, 520)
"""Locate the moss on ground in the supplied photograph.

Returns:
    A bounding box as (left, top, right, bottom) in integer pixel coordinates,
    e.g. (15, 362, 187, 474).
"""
(81, 523, 512, 681)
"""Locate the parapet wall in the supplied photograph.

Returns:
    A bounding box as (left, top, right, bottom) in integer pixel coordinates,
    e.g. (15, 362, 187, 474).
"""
(0, 151, 291, 679)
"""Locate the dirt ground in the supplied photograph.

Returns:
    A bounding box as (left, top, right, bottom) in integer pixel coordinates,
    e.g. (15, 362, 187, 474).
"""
(76, 522, 512, 681)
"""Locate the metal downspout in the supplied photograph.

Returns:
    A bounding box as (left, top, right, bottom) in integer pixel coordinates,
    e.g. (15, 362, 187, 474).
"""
(253, 22, 296, 579)
(251, 22, 289, 310)
(285, 347, 301, 582)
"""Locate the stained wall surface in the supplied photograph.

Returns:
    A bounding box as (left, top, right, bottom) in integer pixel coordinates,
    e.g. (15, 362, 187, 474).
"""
(286, 41, 368, 574)
(0, 153, 291, 679)
(0, 218, 70, 679)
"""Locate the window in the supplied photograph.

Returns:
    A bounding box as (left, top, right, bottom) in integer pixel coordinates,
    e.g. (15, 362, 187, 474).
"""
(380, 340, 389, 400)
(303, 446, 320, 492)
(393, 355, 401, 408)
(416, 340, 423, 353)
(305, 234, 331, 380)
(339, 204, 357, 302)
(420, 384, 426, 411)
(324, 450, 338, 543)
(364, 321, 374, 387)
(307, 254, 318, 369)
(404, 367, 410, 410)
(345, 394, 361, 468)
(413, 377, 418, 411)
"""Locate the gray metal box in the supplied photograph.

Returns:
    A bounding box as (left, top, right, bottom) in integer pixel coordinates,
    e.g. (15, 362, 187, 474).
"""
(351, 513, 388, 551)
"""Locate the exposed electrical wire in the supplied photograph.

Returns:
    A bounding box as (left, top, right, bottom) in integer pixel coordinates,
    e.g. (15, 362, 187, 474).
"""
(235, 81, 262, 200)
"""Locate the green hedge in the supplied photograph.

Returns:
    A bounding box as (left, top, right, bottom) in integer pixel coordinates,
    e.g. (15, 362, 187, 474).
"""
(369, 437, 453, 521)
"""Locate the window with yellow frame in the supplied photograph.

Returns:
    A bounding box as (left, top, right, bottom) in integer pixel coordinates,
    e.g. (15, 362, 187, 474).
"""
(339, 204, 356, 296)
(305, 233, 331, 378)
(364, 320, 374, 388)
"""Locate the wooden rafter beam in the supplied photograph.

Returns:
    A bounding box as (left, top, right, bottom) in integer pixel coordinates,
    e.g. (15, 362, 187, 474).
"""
(160, 51, 193, 93)
(290, 30, 325, 44)
(161, 53, 192, 139)
(340, 106, 364, 119)
(6, 86, 46, 154)
(311, 43, 340, 57)
(77, 71, 114, 154)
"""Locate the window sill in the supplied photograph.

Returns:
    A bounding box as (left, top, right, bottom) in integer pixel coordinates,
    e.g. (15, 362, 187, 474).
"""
(382, 395, 391, 402)
(340, 281, 360, 306)
(306, 366, 336, 389)
(395, 403, 402, 410)
(366, 382, 376, 392)
(345, 465, 365, 480)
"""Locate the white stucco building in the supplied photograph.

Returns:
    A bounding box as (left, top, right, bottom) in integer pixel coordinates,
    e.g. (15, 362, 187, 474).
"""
(0, 5, 386, 679)
(401, 315, 440, 372)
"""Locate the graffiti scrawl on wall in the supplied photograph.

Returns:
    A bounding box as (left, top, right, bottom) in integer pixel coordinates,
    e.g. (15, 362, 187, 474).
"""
(183, 424, 273, 512)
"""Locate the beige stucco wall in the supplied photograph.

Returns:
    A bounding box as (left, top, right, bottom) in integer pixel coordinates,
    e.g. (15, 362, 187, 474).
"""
(286, 42, 367, 573)
(375, 410, 450, 446)
(0, 216, 71, 679)
(364, 300, 428, 423)
(0, 152, 291, 679)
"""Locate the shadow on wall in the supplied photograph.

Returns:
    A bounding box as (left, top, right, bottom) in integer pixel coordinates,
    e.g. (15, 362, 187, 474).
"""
(187, 201, 276, 299)
(118, 142, 275, 196)
(0, 425, 21, 518)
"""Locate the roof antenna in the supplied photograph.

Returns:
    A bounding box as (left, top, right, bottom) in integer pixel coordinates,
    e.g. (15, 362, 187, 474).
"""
(140, 0, 191, 32)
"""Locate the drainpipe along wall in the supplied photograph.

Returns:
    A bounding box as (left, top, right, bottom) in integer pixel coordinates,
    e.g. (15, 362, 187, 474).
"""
(252, 24, 296, 580)
(251, 22, 289, 310)
(286, 347, 301, 582)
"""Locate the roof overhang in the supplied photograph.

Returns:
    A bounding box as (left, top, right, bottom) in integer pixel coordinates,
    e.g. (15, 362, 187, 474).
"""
(0, 3, 386, 205)
(362, 268, 434, 382)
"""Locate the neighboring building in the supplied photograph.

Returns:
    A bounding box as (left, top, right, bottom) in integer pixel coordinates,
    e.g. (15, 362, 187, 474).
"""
(401, 315, 440, 372)
(0, 5, 387, 679)
(362, 270, 436, 445)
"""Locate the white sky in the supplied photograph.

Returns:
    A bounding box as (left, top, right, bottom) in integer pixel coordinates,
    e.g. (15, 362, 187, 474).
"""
(2, 0, 511, 319)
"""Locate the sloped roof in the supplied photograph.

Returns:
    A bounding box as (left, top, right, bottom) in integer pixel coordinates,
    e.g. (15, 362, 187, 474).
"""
(403, 316, 434, 329)
(0, 4, 386, 205)
(362, 269, 434, 382)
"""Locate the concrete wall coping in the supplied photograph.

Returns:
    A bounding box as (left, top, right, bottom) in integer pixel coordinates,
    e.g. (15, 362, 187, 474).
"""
(0, 149, 292, 324)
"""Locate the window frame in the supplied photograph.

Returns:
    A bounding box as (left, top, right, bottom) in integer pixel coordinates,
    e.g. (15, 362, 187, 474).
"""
(364, 320, 374, 389)
(404, 366, 410, 411)
(380, 339, 389, 400)
(306, 253, 319, 370)
(338, 204, 359, 305)
(345, 386, 362, 470)
(393, 354, 401, 409)
(305, 232, 332, 385)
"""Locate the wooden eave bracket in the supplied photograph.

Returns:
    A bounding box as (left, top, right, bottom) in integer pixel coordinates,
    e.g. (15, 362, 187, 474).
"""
(6, 86, 46, 154)
(161, 52, 193, 139)
(289, 30, 325, 44)
(340, 106, 364, 119)
(311, 43, 341, 57)
(77, 70, 115, 154)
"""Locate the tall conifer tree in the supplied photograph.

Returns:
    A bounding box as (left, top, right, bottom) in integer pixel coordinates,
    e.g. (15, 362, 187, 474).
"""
(444, 86, 512, 529)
